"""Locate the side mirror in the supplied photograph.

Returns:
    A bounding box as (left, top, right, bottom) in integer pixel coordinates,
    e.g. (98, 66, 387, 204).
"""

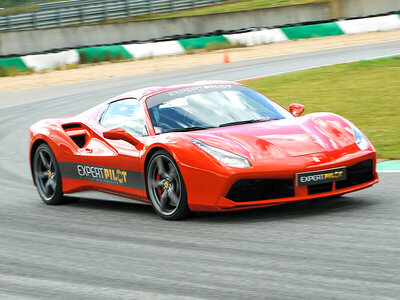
(103, 127, 144, 150)
(289, 103, 305, 117)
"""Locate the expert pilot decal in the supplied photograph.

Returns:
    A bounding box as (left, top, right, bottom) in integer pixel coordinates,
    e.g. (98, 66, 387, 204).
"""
(77, 164, 127, 184)
(58, 162, 145, 190)
(296, 167, 347, 186)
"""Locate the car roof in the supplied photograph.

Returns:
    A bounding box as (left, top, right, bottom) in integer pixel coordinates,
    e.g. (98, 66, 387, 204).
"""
(106, 80, 241, 104)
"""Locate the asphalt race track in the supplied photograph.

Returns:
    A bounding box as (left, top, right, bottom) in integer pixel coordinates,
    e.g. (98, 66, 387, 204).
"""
(0, 41, 399, 299)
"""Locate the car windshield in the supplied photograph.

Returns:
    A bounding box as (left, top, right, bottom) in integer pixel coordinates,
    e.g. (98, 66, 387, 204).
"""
(146, 84, 292, 134)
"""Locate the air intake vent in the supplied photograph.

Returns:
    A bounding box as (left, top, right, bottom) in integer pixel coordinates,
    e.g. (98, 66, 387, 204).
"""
(336, 159, 374, 189)
(62, 123, 82, 130)
(226, 179, 295, 202)
(70, 135, 86, 148)
(62, 123, 87, 148)
(308, 182, 333, 195)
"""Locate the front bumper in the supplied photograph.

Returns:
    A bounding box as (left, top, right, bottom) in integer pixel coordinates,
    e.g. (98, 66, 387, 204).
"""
(182, 151, 379, 212)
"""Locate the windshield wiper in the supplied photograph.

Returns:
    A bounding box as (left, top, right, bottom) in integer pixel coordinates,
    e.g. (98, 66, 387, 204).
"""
(218, 118, 272, 128)
(163, 126, 217, 133)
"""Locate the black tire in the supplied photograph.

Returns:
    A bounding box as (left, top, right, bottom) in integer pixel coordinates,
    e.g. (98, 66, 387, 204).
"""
(146, 150, 190, 220)
(32, 143, 66, 205)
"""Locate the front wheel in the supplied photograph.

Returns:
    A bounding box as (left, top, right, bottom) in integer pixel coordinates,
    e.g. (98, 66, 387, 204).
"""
(32, 143, 66, 205)
(146, 150, 190, 220)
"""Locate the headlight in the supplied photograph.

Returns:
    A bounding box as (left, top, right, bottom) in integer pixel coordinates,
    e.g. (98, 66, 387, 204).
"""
(191, 140, 251, 168)
(350, 123, 369, 150)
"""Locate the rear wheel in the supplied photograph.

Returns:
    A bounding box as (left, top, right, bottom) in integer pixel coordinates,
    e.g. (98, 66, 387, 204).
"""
(146, 150, 190, 220)
(33, 143, 66, 205)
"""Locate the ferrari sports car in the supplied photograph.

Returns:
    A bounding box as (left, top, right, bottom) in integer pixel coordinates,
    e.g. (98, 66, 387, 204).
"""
(30, 81, 379, 220)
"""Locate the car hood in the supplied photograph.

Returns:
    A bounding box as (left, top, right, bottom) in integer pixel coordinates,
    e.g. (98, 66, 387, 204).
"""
(187, 113, 355, 160)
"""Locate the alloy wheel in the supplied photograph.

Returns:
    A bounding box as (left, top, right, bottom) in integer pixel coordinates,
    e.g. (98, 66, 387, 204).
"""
(147, 154, 183, 217)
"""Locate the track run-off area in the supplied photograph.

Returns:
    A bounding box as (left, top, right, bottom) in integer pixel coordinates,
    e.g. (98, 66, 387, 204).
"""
(0, 40, 399, 299)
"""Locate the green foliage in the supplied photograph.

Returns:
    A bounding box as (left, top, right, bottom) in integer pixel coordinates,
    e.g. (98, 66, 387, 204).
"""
(0, 0, 62, 8)
(78, 51, 89, 64)
(245, 56, 400, 159)
(0, 0, 325, 21)
(78, 49, 126, 63)
(139, 0, 325, 20)
(0, 6, 36, 15)
(0, 65, 10, 77)
(0, 0, 65, 14)
(104, 51, 124, 61)
(64, 63, 79, 70)
(0, 65, 33, 77)
(115, 51, 123, 61)
(92, 54, 100, 63)
(204, 41, 245, 51)
(0, 65, 19, 76)
(185, 46, 196, 55)
(0, 0, 18, 7)
(104, 52, 113, 62)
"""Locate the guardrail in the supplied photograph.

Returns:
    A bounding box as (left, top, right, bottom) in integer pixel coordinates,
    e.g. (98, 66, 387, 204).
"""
(0, 0, 228, 32)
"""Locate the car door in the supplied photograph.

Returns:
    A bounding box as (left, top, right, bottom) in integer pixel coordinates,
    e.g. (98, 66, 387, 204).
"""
(76, 98, 149, 199)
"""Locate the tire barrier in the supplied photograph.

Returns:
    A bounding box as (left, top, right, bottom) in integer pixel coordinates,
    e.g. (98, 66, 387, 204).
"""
(1, 12, 399, 73)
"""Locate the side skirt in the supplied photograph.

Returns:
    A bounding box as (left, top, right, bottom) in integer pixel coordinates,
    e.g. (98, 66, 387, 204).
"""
(64, 190, 150, 206)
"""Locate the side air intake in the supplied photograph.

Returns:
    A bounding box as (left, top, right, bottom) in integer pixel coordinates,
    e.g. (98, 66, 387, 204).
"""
(62, 123, 87, 148)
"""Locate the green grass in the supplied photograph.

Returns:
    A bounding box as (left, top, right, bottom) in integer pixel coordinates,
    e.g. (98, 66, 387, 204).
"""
(244, 56, 400, 159)
(0, 0, 30, 7)
(0, 65, 33, 77)
(0, 5, 36, 15)
(1, 0, 324, 20)
(138, 0, 325, 20)
(100, 0, 325, 23)
(0, 0, 62, 8)
(0, 0, 64, 15)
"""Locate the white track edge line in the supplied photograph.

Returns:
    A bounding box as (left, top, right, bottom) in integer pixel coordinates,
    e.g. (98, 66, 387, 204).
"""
(237, 52, 400, 82)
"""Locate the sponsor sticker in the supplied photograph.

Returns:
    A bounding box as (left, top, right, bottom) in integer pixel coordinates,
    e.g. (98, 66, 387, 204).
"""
(166, 85, 232, 96)
(147, 84, 242, 108)
(76, 164, 127, 185)
(59, 161, 145, 190)
(296, 167, 347, 186)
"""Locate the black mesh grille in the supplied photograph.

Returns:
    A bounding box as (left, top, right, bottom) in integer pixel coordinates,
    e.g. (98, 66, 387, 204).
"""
(336, 159, 374, 190)
(308, 182, 333, 195)
(226, 179, 295, 202)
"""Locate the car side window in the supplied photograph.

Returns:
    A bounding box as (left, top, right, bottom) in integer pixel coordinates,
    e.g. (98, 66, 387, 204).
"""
(101, 99, 148, 136)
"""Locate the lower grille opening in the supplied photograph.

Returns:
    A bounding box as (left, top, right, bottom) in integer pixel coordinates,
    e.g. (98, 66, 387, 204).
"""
(226, 179, 294, 202)
(336, 159, 374, 190)
(308, 182, 333, 195)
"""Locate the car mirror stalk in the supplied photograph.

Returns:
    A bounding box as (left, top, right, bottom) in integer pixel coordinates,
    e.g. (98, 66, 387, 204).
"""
(103, 127, 144, 150)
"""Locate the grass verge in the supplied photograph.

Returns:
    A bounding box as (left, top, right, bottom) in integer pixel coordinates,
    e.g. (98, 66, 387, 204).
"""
(137, 0, 325, 21)
(1, 0, 323, 17)
(244, 56, 400, 159)
(0, 0, 65, 15)
(0, 65, 33, 77)
(0, 6, 36, 15)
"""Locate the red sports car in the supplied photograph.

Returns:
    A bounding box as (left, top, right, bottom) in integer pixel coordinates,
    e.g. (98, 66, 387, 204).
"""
(29, 81, 379, 220)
